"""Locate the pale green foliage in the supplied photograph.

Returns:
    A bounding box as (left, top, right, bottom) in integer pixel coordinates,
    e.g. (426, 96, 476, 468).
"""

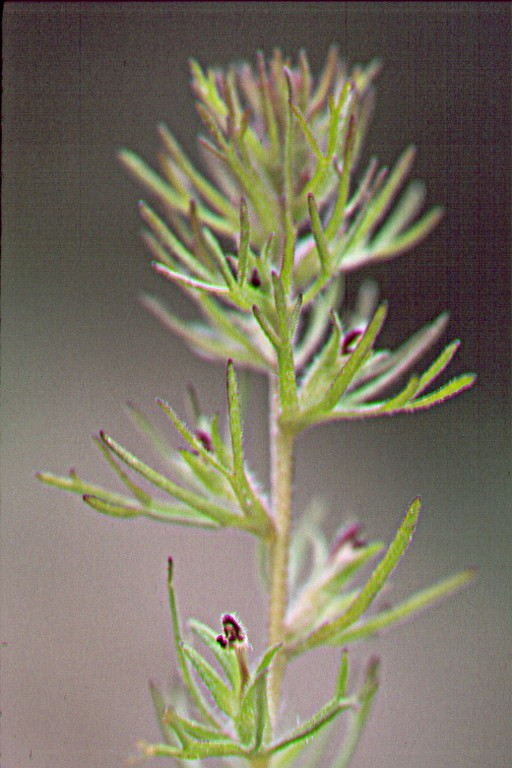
(38, 48, 475, 765)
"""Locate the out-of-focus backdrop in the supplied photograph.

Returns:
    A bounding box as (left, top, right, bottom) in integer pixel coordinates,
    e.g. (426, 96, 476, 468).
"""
(2, 3, 510, 767)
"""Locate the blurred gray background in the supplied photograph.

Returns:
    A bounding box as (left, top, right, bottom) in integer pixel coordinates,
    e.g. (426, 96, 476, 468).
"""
(2, 3, 510, 767)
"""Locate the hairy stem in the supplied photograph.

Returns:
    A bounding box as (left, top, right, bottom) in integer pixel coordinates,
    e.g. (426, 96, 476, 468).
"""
(267, 372, 295, 724)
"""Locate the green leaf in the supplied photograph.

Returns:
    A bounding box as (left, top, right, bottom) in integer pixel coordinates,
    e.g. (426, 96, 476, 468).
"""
(167, 559, 222, 728)
(329, 568, 477, 645)
(308, 193, 332, 275)
(290, 102, 324, 160)
(156, 398, 227, 474)
(36, 469, 134, 507)
(348, 145, 417, 248)
(94, 435, 151, 505)
(404, 373, 476, 412)
(295, 303, 387, 428)
(325, 111, 356, 241)
(299, 311, 342, 408)
(238, 196, 251, 286)
(163, 708, 230, 745)
(377, 375, 421, 412)
(347, 312, 449, 404)
(336, 650, 350, 699)
(81, 495, 143, 519)
(152, 261, 230, 296)
(330, 658, 380, 768)
(138, 201, 213, 281)
(415, 340, 461, 396)
(252, 304, 281, 350)
(236, 666, 272, 749)
(148, 681, 176, 745)
(157, 122, 234, 219)
(254, 643, 282, 677)
(272, 272, 299, 415)
(266, 695, 353, 755)
(124, 400, 173, 461)
(294, 497, 420, 653)
(178, 450, 232, 500)
(226, 361, 244, 478)
(189, 619, 240, 692)
(182, 643, 236, 718)
(327, 303, 388, 404)
(370, 205, 444, 260)
(138, 738, 247, 759)
(99, 432, 249, 530)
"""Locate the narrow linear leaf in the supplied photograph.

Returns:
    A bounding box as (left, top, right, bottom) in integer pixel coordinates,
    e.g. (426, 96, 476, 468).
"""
(325, 112, 356, 242)
(325, 303, 387, 408)
(124, 400, 173, 461)
(330, 568, 477, 645)
(156, 398, 227, 474)
(138, 739, 247, 759)
(189, 619, 240, 692)
(297, 304, 387, 427)
(347, 312, 449, 404)
(415, 340, 461, 396)
(148, 681, 175, 745)
(152, 261, 229, 296)
(294, 498, 420, 653)
(291, 102, 324, 159)
(350, 145, 417, 247)
(272, 272, 299, 414)
(336, 650, 350, 699)
(369, 179, 427, 248)
(99, 432, 247, 529)
(308, 193, 332, 274)
(252, 304, 281, 350)
(226, 361, 244, 479)
(178, 449, 232, 500)
(252, 670, 272, 751)
(94, 436, 152, 505)
(237, 667, 271, 749)
(201, 228, 240, 293)
(255, 643, 282, 678)
(157, 122, 233, 219)
(330, 659, 379, 768)
(370, 206, 444, 260)
(182, 643, 235, 718)
(238, 196, 250, 286)
(36, 470, 136, 507)
(163, 708, 230, 744)
(267, 696, 353, 755)
(167, 558, 222, 728)
(299, 311, 341, 407)
(82, 494, 141, 519)
(404, 374, 476, 411)
(378, 375, 421, 412)
(139, 201, 213, 281)
(118, 149, 185, 211)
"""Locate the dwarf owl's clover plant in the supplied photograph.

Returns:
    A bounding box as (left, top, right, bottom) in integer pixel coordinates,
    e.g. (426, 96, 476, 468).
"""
(38, 48, 476, 764)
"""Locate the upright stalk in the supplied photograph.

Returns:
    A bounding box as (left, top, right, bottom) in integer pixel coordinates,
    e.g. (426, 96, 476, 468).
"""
(267, 372, 295, 723)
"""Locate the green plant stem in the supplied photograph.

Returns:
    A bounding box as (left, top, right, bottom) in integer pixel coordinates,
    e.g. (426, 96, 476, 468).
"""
(267, 372, 295, 725)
